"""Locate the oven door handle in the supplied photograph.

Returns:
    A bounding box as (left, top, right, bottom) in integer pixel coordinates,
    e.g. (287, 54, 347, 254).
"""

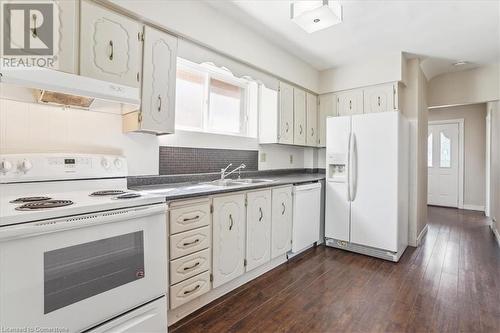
(0, 203, 167, 241)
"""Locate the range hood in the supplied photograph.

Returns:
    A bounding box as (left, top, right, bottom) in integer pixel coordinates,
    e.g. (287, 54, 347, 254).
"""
(0, 68, 140, 113)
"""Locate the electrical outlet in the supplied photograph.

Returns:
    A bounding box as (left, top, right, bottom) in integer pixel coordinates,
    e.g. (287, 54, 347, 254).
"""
(289, 154, 294, 164)
(260, 152, 267, 162)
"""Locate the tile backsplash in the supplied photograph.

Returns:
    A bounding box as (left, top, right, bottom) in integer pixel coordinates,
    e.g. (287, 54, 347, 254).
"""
(159, 146, 258, 175)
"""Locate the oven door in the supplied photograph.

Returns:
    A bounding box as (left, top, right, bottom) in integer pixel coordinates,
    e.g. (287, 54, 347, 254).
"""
(0, 203, 167, 332)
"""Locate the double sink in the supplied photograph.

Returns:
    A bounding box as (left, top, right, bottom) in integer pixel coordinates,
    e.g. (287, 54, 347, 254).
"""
(203, 178, 274, 187)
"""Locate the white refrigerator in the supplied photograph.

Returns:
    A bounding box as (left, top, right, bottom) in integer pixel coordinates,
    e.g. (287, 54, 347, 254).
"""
(325, 111, 409, 262)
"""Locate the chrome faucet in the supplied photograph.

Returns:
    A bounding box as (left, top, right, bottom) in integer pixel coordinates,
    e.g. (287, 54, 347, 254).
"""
(220, 163, 246, 180)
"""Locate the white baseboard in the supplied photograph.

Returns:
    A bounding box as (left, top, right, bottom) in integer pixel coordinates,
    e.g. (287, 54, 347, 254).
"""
(463, 204, 485, 212)
(490, 221, 500, 247)
(417, 224, 428, 246)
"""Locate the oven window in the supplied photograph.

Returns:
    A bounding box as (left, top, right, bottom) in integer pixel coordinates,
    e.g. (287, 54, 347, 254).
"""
(44, 231, 144, 314)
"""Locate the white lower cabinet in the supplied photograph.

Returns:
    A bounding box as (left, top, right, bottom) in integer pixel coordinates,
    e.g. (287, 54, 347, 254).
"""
(212, 194, 246, 288)
(170, 271, 211, 309)
(271, 186, 293, 258)
(170, 248, 211, 285)
(245, 189, 272, 271)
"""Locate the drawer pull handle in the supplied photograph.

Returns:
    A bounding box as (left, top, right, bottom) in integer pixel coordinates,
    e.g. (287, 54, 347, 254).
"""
(259, 207, 263, 222)
(183, 262, 200, 271)
(183, 215, 200, 222)
(108, 40, 114, 61)
(183, 284, 200, 295)
(281, 202, 286, 215)
(183, 239, 200, 247)
(229, 214, 234, 230)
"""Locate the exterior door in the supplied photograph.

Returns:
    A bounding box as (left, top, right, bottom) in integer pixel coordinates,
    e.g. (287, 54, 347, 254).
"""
(306, 93, 318, 147)
(141, 26, 177, 134)
(271, 186, 292, 258)
(428, 122, 460, 207)
(80, 0, 141, 87)
(212, 194, 246, 288)
(246, 190, 272, 271)
(279, 82, 294, 144)
(294, 88, 307, 145)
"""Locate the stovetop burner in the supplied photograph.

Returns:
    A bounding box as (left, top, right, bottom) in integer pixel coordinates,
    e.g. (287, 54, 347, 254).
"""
(90, 190, 127, 196)
(10, 196, 52, 204)
(15, 200, 74, 211)
(114, 193, 142, 199)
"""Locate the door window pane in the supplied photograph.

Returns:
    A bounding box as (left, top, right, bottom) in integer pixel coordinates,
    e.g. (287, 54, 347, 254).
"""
(208, 78, 243, 134)
(175, 67, 205, 130)
(440, 132, 451, 168)
(44, 232, 144, 314)
(428, 133, 433, 167)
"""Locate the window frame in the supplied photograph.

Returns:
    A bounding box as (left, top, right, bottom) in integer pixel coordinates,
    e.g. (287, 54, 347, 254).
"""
(175, 58, 250, 137)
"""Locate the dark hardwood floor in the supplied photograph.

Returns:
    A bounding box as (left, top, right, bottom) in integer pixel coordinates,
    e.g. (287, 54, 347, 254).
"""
(170, 206, 500, 333)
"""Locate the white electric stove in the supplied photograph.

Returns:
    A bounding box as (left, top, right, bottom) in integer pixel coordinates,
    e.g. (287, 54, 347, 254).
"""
(0, 153, 168, 332)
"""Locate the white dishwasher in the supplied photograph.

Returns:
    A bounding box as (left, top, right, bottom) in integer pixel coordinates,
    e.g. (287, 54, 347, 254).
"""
(291, 182, 322, 254)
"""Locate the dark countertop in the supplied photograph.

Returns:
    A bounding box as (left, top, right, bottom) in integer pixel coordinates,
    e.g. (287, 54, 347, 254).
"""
(129, 172, 325, 202)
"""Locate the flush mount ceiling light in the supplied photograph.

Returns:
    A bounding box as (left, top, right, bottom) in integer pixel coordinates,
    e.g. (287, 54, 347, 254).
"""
(452, 60, 469, 67)
(290, 0, 342, 33)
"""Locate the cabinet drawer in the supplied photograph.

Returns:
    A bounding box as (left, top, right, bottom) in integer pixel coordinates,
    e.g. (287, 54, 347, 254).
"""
(170, 202, 211, 234)
(170, 249, 211, 285)
(170, 226, 210, 260)
(170, 271, 211, 309)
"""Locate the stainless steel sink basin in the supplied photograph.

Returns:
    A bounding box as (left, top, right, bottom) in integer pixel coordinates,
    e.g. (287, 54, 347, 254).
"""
(201, 179, 242, 187)
(233, 178, 275, 184)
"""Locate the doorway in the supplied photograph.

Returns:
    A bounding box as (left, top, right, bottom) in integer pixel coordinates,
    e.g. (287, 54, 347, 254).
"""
(427, 120, 464, 208)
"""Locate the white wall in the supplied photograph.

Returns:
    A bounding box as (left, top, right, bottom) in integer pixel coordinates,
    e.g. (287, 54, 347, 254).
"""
(319, 53, 403, 93)
(488, 101, 500, 233)
(428, 63, 500, 108)
(0, 99, 159, 176)
(402, 58, 428, 246)
(429, 104, 487, 209)
(107, 0, 319, 92)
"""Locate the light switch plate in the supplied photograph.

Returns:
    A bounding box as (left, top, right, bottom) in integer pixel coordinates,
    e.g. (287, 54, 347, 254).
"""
(260, 152, 267, 162)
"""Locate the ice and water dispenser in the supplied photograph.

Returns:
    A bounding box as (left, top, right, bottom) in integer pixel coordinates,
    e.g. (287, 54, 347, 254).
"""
(327, 153, 347, 183)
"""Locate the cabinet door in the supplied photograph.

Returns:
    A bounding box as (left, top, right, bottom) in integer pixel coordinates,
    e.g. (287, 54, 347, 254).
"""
(271, 186, 292, 258)
(363, 84, 395, 113)
(279, 82, 294, 144)
(212, 194, 246, 288)
(294, 88, 307, 145)
(306, 93, 318, 147)
(246, 190, 272, 271)
(140, 26, 177, 134)
(80, 0, 141, 87)
(337, 90, 363, 116)
(318, 93, 337, 147)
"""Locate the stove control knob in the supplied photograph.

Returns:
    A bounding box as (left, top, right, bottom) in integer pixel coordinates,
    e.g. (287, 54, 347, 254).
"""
(19, 159, 32, 173)
(0, 160, 13, 173)
(101, 157, 111, 170)
(114, 158, 123, 169)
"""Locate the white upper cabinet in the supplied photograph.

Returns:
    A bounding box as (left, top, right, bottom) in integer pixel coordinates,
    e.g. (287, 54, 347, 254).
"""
(138, 26, 177, 134)
(337, 90, 363, 116)
(54, 0, 79, 74)
(279, 82, 294, 144)
(271, 186, 292, 258)
(318, 93, 337, 148)
(212, 194, 246, 288)
(363, 83, 396, 113)
(293, 88, 306, 145)
(246, 190, 272, 272)
(80, 0, 141, 88)
(306, 93, 318, 147)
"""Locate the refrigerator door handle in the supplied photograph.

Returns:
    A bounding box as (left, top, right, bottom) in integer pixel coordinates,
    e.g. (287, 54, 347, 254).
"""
(351, 133, 358, 201)
(347, 132, 352, 202)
